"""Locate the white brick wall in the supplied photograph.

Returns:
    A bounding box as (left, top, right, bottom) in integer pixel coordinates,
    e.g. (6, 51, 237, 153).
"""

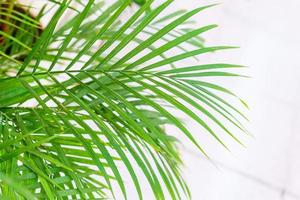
(165, 0, 300, 199)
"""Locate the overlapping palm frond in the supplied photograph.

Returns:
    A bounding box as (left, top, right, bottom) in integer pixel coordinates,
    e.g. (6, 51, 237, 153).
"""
(0, 0, 247, 199)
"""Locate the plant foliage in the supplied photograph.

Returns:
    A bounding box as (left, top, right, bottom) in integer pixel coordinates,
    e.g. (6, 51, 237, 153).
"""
(0, 0, 247, 199)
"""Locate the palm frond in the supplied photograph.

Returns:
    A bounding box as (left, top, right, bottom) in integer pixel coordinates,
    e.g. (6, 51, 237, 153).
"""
(0, 0, 247, 199)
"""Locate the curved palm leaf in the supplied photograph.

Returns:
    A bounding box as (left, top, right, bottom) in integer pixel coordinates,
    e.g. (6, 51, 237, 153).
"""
(0, 0, 247, 199)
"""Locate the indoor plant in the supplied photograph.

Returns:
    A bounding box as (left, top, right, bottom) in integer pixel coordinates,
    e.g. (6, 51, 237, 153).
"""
(0, 0, 247, 199)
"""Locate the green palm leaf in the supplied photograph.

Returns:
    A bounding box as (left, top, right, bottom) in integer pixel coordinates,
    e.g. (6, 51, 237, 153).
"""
(0, 0, 247, 199)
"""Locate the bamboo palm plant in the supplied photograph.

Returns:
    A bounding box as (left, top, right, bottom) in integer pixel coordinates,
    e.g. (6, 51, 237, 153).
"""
(0, 0, 248, 199)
